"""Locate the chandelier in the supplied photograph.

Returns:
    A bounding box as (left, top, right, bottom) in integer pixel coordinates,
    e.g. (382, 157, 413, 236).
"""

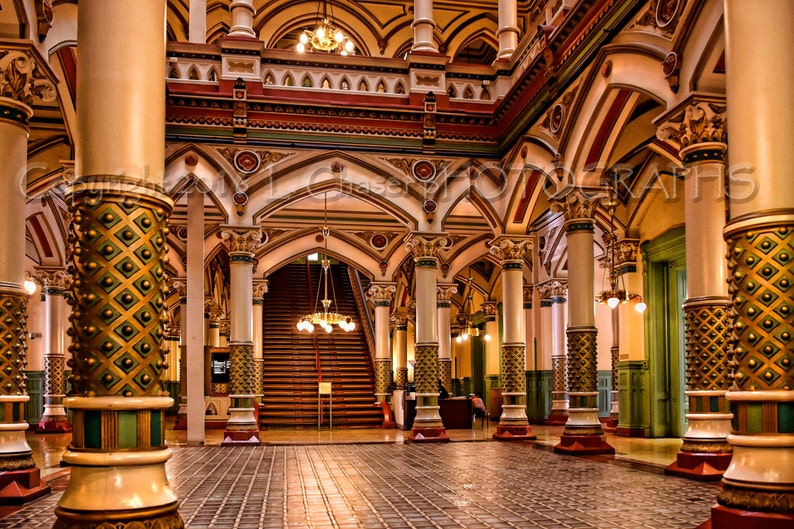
(454, 271, 490, 343)
(296, 0, 355, 55)
(597, 186, 647, 313)
(296, 194, 356, 333)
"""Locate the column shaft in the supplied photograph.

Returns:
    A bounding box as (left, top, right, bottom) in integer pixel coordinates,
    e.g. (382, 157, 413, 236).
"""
(411, 0, 437, 52)
(496, 0, 519, 59)
(189, 0, 207, 43)
(547, 285, 568, 424)
(186, 188, 205, 444)
(393, 317, 409, 388)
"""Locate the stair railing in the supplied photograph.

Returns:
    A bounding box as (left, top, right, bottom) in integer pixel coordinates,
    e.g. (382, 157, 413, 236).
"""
(348, 266, 376, 365)
(304, 261, 323, 382)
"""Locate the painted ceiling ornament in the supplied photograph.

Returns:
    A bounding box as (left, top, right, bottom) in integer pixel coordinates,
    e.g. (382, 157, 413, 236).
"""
(412, 159, 437, 182)
(369, 233, 388, 250)
(233, 150, 261, 174)
(35, 0, 55, 42)
(0, 49, 57, 107)
(633, 0, 683, 35)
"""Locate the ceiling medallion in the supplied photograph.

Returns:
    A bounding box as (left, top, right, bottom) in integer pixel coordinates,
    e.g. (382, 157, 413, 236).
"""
(233, 150, 261, 174)
(412, 160, 437, 182)
(370, 233, 388, 250)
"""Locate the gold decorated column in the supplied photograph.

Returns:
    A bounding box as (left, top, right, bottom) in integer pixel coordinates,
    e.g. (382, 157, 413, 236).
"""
(659, 99, 733, 481)
(172, 279, 188, 430)
(405, 233, 450, 442)
(436, 283, 457, 396)
(33, 268, 72, 434)
(709, 1, 794, 526)
(252, 280, 267, 406)
(490, 237, 536, 440)
(543, 281, 569, 424)
(0, 43, 55, 505)
(368, 283, 397, 405)
(221, 225, 261, 446)
(54, 1, 184, 527)
(552, 190, 614, 455)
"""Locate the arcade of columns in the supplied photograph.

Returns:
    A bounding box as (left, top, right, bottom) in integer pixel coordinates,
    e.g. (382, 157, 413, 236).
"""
(0, 0, 790, 528)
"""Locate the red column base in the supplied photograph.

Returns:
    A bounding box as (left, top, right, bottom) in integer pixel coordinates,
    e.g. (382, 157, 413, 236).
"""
(221, 429, 261, 446)
(545, 413, 568, 425)
(615, 426, 646, 437)
(493, 425, 537, 441)
(708, 504, 794, 529)
(554, 433, 615, 455)
(0, 468, 51, 505)
(408, 427, 450, 442)
(665, 452, 732, 481)
(36, 419, 72, 434)
(173, 414, 187, 430)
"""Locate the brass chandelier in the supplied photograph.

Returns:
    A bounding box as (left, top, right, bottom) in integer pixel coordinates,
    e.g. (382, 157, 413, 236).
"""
(296, 0, 355, 55)
(296, 194, 356, 333)
(597, 186, 647, 313)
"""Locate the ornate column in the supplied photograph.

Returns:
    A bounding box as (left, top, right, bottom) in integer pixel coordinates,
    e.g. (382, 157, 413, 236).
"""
(436, 283, 457, 395)
(221, 226, 261, 446)
(0, 44, 54, 503)
(228, 0, 256, 38)
(490, 237, 536, 440)
(55, 1, 184, 526)
(173, 280, 188, 430)
(405, 233, 449, 442)
(392, 313, 409, 388)
(496, 0, 519, 60)
(552, 190, 614, 455)
(708, 1, 794, 526)
(482, 300, 500, 411)
(546, 281, 569, 424)
(411, 0, 437, 52)
(368, 283, 396, 403)
(606, 305, 620, 429)
(659, 100, 733, 481)
(185, 186, 205, 444)
(34, 268, 72, 434)
(252, 280, 267, 405)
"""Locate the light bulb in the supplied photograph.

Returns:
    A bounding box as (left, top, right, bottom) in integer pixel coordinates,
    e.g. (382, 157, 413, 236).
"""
(307, 323, 315, 333)
(320, 318, 327, 327)
(297, 42, 306, 53)
(24, 279, 37, 295)
(484, 333, 492, 342)
(635, 301, 647, 313)
(462, 331, 469, 340)
(297, 320, 304, 331)
(348, 321, 355, 331)
(607, 296, 620, 309)
(455, 335, 462, 343)
(325, 325, 332, 333)
(316, 27, 326, 40)
(299, 33, 309, 44)
(334, 30, 344, 43)
(344, 40, 354, 53)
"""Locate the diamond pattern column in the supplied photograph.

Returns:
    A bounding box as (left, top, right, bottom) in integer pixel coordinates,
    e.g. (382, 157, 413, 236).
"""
(392, 314, 410, 389)
(436, 284, 456, 397)
(368, 283, 397, 427)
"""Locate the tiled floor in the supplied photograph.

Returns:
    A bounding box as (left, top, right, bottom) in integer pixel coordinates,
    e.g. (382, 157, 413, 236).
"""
(0, 423, 719, 529)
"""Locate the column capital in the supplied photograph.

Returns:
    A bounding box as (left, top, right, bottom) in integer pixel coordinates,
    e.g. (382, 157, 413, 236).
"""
(523, 285, 534, 303)
(551, 188, 601, 228)
(32, 267, 71, 291)
(657, 100, 727, 157)
(391, 313, 411, 328)
(220, 225, 262, 254)
(172, 279, 187, 298)
(252, 279, 268, 299)
(538, 280, 567, 300)
(481, 300, 498, 319)
(613, 238, 640, 274)
(0, 43, 57, 119)
(436, 283, 457, 303)
(367, 283, 396, 305)
(405, 232, 450, 260)
(489, 236, 533, 262)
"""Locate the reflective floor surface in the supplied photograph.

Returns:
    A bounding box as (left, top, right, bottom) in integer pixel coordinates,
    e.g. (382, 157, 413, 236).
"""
(0, 421, 719, 529)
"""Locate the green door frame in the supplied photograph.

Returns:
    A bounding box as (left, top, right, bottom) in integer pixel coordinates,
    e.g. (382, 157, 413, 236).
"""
(643, 226, 687, 438)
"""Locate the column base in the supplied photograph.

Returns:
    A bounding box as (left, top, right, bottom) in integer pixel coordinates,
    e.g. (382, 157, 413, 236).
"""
(546, 412, 568, 425)
(0, 468, 51, 505)
(408, 427, 450, 443)
(554, 433, 615, 455)
(221, 429, 260, 446)
(665, 452, 732, 481)
(707, 504, 794, 529)
(493, 425, 537, 441)
(54, 503, 184, 529)
(36, 418, 72, 434)
(173, 413, 187, 430)
(615, 426, 647, 437)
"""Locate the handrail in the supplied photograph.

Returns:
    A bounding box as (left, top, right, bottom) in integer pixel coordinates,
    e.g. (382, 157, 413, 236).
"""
(304, 261, 323, 382)
(348, 266, 376, 365)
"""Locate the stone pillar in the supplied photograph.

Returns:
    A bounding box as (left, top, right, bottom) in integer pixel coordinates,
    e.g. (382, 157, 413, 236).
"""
(524, 285, 535, 370)
(189, 0, 207, 43)
(496, 0, 519, 60)
(659, 100, 733, 481)
(55, 1, 184, 526)
(228, 0, 256, 38)
(173, 280, 188, 430)
(411, 0, 437, 52)
(709, 1, 794, 525)
(34, 268, 72, 434)
(0, 46, 54, 504)
(490, 237, 536, 440)
(482, 300, 500, 411)
(393, 314, 409, 388)
(436, 284, 456, 396)
(221, 226, 261, 446)
(405, 233, 449, 442)
(545, 281, 569, 424)
(606, 306, 620, 429)
(252, 280, 267, 404)
(186, 186, 205, 445)
(553, 190, 614, 455)
(368, 283, 396, 403)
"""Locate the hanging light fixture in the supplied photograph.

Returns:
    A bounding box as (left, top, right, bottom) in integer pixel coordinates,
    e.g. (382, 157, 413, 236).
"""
(296, 193, 356, 333)
(296, 0, 356, 55)
(454, 270, 480, 342)
(597, 185, 647, 314)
